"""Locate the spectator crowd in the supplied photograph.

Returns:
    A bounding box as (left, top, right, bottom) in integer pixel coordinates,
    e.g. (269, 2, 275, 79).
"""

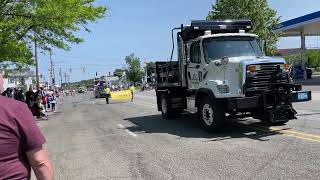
(1, 87, 60, 119)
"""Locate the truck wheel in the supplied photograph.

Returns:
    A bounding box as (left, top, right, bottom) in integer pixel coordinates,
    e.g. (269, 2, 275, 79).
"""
(161, 94, 172, 119)
(198, 98, 225, 132)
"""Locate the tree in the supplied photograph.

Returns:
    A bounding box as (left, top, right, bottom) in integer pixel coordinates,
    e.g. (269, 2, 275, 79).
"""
(114, 68, 125, 77)
(284, 50, 320, 68)
(145, 62, 156, 77)
(207, 0, 280, 55)
(306, 50, 320, 68)
(125, 53, 143, 85)
(0, 0, 107, 64)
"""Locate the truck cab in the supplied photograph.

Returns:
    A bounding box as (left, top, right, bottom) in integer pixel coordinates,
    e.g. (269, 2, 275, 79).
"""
(155, 20, 311, 131)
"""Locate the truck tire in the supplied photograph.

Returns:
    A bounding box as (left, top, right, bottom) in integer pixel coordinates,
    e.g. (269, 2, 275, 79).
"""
(161, 94, 173, 119)
(198, 97, 225, 132)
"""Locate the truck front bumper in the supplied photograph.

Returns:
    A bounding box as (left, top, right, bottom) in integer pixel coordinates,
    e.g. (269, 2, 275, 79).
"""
(227, 96, 260, 111)
(226, 90, 312, 111)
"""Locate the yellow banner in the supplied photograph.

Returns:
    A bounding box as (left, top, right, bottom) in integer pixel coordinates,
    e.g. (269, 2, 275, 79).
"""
(110, 90, 132, 100)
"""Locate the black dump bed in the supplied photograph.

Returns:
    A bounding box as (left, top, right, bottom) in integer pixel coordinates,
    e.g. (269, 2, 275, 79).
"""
(155, 61, 181, 87)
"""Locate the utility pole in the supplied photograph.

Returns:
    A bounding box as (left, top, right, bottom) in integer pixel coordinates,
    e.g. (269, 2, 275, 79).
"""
(144, 60, 148, 83)
(34, 41, 40, 89)
(59, 68, 62, 87)
(64, 72, 67, 89)
(49, 50, 55, 88)
(67, 74, 71, 90)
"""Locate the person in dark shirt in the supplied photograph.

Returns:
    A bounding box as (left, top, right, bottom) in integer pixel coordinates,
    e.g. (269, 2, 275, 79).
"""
(1, 87, 9, 96)
(25, 88, 35, 108)
(32, 97, 48, 120)
(14, 88, 19, 100)
(0, 73, 54, 180)
(8, 88, 13, 98)
(15, 89, 25, 102)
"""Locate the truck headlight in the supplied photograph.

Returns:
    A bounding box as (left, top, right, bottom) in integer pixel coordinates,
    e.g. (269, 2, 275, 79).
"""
(247, 65, 261, 72)
(280, 63, 289, 71)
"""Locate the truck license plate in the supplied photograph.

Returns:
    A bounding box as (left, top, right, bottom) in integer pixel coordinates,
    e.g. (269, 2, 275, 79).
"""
(297, 92, 309, 101)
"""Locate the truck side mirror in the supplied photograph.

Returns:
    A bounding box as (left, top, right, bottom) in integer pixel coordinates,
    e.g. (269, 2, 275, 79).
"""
(258, 38, 266, 55)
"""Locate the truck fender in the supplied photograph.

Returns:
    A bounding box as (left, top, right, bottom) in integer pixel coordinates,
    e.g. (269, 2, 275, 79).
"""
(195, 88, 215, 108)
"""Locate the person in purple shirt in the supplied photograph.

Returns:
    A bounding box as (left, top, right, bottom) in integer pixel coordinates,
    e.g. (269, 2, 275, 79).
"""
(0, 72, 54, 180)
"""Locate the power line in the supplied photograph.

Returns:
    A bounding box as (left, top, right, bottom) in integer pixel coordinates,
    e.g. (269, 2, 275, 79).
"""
(52, 53, 122, 61)
(54, 63, 121, 67)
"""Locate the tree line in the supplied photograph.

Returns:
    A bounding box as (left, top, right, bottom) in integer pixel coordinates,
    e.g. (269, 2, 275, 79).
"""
(115, 53, 156, 86)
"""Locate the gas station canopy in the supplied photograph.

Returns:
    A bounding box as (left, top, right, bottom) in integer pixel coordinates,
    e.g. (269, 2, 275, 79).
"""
(273, 11, 320, 37)
(273, 11, 320, 79)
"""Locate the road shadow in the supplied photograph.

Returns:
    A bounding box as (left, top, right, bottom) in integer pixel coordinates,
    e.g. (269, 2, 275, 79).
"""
(124, 114, 286, 142)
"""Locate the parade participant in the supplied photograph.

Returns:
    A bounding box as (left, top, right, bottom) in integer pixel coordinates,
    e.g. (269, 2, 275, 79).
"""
(104, 86, 111, 104)
(129, 84, 135, 102)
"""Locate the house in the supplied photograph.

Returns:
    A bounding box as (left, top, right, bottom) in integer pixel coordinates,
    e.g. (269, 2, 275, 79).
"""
(1, 68, 35, 90)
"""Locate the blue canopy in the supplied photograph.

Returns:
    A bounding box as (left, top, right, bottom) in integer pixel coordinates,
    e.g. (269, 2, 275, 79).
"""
(273, 11, 320, 37)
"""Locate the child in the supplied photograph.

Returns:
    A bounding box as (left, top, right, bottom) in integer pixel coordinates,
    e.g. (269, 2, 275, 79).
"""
(51, 95, 57, 112)
(32, 97, 48, 120)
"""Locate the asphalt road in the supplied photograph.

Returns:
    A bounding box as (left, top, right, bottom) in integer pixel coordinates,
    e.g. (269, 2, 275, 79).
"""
(33, 90, 320, 180)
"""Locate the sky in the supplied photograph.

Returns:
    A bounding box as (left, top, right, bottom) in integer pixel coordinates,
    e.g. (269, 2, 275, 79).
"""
(38, 0, 320, 83)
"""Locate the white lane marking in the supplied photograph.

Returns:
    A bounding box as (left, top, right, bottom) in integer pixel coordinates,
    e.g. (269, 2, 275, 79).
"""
(132, 102, 156, 108)
(117, 124, 137, 137)
(117, 124, 125, 129)
(125, 129, 138, 137)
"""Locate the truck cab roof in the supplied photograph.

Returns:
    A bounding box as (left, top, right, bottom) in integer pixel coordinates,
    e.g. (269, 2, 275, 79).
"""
(194, 33, 258, 41)
(179, 20, 254, 42)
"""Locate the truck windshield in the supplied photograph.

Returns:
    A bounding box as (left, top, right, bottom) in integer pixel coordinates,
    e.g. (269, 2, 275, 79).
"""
(202, 36, 263, 63)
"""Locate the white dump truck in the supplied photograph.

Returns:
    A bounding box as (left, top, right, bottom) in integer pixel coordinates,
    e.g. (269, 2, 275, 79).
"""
(155, 20, 311, 131)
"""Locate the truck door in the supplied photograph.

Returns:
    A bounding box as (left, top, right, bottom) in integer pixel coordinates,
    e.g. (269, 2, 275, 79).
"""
(187, 41, 203, 89)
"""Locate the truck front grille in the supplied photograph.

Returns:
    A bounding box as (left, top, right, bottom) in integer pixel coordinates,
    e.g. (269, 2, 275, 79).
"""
(245, 63, 288, 91)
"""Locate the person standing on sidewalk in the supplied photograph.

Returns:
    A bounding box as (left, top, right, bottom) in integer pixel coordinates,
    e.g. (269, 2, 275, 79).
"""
(25, 88, 35, 109)
(51, 95, 57, 112)
(0, 72, 54, 180)
(104, 86, 111, 104)
(16, 89, 26, 102)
